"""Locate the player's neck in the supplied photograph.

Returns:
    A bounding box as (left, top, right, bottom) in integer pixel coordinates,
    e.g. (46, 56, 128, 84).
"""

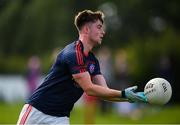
(79, 36, 93, 54)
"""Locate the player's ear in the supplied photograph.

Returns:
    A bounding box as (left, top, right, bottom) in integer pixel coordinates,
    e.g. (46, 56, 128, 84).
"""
(84, 25, 89, 34)
(83, 24, 90, 34)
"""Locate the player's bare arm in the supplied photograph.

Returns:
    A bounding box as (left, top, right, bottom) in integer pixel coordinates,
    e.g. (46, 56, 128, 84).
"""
(92, 74, 108, 88)
(73, 71, 127, 102)
(92, 74, 128, 101)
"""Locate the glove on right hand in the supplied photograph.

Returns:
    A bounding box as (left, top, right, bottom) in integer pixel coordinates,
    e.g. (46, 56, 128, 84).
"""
(125, 86, 148, 103)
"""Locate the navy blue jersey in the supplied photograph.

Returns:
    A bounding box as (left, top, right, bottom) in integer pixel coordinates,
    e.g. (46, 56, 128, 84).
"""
(27, 40, 101, 117)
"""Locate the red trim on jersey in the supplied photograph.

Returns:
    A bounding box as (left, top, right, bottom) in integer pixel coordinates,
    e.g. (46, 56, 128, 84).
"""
(75, 43, 81, 65)
(75, 41, 86, 73)
(78, 43, 84, 65)
(75, 41, 84, 65)
(19, 105, 32, 125)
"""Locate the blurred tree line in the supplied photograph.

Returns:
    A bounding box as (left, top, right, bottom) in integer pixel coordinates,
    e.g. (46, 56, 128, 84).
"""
(0, 0, 179, 102)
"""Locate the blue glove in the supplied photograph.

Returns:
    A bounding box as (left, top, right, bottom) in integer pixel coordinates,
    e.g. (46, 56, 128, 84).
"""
(135, 92, 148, 103)
(124, 86, 148, 103)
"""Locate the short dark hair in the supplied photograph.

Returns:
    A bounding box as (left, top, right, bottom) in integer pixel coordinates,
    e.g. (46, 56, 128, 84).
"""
(74, 10, 104, 31)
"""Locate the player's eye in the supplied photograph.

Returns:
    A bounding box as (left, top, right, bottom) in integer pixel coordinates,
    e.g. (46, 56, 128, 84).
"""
(97, 25, 102, 29)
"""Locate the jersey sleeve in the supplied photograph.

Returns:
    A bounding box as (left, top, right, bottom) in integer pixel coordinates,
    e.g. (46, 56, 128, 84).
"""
(64, 50, 87, 75)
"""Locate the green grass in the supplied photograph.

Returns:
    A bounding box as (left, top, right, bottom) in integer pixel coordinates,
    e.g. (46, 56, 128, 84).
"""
(0, 102, 180, 124)
(70, 104, 180, 124)
(0, 102, 24, 124)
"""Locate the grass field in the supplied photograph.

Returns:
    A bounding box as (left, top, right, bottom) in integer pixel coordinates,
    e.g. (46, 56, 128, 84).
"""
(0, 102, 180, 124)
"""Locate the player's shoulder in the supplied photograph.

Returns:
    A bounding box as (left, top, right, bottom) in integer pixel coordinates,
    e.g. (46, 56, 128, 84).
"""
(61, 41, 83, 58)
(63, 43, 75, 54)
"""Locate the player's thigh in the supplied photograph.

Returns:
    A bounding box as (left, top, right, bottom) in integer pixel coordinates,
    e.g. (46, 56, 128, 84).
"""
(17, 104, 69, 125)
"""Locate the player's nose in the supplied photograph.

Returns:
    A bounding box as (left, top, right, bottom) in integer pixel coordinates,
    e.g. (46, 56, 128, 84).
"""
(102, 30, 105, 36)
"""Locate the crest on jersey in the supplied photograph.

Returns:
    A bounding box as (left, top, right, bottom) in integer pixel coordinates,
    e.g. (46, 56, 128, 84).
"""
(89, 64, 95, 74)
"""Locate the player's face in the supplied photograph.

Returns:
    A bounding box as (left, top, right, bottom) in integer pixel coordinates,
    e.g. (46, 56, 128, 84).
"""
(88, 20, 105, 46)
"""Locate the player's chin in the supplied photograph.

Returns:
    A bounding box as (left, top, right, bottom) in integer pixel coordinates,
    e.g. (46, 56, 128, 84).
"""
(94, 39, 102, 46)
(97, 39, 102, 45)
(95, 41, 102, 46)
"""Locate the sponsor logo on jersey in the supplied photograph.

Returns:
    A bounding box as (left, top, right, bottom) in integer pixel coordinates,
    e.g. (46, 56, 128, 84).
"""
(89, 64, 95, 74)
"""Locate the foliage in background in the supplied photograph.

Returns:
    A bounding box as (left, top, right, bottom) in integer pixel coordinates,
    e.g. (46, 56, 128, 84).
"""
(127, 27, 180, 80)
(0, 0, 179, 57)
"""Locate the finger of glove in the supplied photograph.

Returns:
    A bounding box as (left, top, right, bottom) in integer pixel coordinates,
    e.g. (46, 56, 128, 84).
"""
(132, 93, 147, 103)
(126, 91, 139, 102)
(136, 92, 148, 102)
(136, 92, 146, 97)
(126, 91, 146, 103)
(126, 86, 138, 92)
